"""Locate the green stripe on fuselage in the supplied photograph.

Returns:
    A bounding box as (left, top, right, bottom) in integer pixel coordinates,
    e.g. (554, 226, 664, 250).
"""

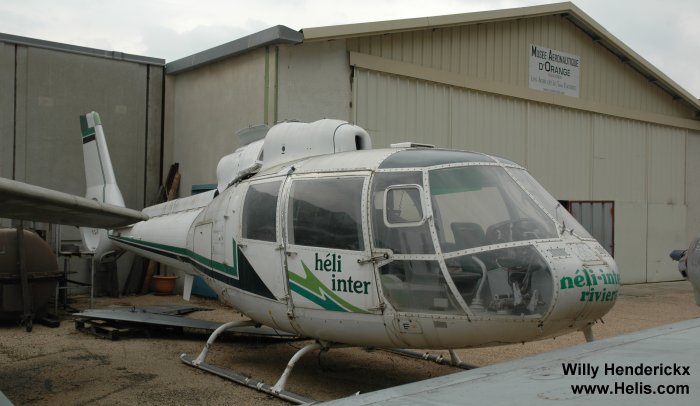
(109, 235, 238, 278)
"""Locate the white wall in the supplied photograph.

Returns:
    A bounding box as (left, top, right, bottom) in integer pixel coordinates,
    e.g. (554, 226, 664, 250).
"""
(277, 40, 351, 123)
(166, 49, 266, 196)
(687, 132, 700, 244)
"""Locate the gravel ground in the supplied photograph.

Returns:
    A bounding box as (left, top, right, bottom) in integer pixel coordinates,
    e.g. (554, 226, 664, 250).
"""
(1, 281, 699, 405)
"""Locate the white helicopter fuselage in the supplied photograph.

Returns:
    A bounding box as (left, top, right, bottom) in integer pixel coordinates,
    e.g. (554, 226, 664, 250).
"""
(107, 119, 620, 350)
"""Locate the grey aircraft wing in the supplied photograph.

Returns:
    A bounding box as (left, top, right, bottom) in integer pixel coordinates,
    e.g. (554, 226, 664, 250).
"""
(322, 318, 700, 405)
(0, 177, 148, 228)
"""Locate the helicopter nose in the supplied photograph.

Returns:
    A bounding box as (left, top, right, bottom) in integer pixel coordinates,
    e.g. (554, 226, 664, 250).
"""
(541, 240, 620, 325)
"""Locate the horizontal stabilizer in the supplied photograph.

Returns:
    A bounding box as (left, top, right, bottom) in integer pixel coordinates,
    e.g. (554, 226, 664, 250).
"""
(0, 177, 148, 228)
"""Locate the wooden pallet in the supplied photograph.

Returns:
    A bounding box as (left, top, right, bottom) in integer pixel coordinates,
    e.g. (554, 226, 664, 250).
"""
(74, 319, 139, 341)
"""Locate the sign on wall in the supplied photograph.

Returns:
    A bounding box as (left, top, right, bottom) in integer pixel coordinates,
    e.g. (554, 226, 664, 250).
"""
(529, 44, 580, 97)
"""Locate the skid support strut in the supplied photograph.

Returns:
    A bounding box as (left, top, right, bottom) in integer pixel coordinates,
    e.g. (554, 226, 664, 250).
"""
(582, 324, 595, 342)
(382, 348, 478, 370)
(181, 320, 321, 404)
(272, 342, 324, 394)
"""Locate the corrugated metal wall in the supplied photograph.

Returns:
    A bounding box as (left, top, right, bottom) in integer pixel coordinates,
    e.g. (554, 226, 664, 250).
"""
(353, 70, 452, 148)
(687, 132, 700, 244)
(570, 202, 614, 256)
(1, 38, 164, 292)
(347, 15, 692, 120)
(352, 67, 690, 284)
(647, 124, 687, 282)
(353, 69, 527, 159)
(591, 117, 647, 203)
(526, 104, 591, 199)
(1, 45, 162, 209)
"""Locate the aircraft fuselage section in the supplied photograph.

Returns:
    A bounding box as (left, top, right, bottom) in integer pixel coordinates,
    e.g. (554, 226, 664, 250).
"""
(111, 148, 620, 349)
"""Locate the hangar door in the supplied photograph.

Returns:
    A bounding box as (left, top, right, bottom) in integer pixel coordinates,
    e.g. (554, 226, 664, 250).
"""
(352, 68, 528, 165)
(560, 201, 614, 256)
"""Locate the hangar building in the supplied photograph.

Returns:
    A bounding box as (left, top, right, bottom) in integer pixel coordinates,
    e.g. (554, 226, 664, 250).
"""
(1, 2, 699, 285)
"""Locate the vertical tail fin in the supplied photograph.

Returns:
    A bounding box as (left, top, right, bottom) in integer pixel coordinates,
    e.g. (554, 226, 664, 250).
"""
(80, 111, 125, 207)
(79, 111, 126, 252)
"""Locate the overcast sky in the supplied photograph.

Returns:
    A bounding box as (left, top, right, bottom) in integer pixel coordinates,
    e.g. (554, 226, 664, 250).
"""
(1, 0, 698, 97)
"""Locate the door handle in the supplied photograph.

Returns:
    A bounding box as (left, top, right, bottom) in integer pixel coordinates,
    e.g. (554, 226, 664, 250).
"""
(357, 252, 389, 264)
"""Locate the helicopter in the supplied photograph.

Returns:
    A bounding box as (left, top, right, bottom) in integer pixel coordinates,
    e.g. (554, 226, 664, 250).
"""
(670, 232, 700, 306)
(0, 111, 620, 403)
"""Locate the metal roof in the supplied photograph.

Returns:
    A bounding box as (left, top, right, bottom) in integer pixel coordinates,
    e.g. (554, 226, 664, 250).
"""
(0, 32, 165, 66)
(5, 4, 695, 117)
(165, 25, 303, 75)
(302, 2, 700, 117)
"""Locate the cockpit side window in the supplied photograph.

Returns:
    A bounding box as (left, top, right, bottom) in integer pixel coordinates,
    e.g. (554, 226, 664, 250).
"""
(384, 185, 425, 227)
(371, 172, 435, 255)
(288, 177, 365, 251)
(242, 180, 281, 242)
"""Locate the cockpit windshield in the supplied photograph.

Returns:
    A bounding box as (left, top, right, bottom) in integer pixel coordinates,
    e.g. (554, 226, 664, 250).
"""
(371, 154, 557, 318)
(429, 165, 558, 253)
(508, 168, 593, 239)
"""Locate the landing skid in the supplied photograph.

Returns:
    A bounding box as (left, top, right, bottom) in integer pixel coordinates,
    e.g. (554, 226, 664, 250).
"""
(180, 320, 319, 404)
(180, 354, 314, 404)
(181, 320, 480, 403)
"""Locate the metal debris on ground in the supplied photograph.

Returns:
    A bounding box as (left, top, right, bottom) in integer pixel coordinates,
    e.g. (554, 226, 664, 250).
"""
(73, 304, 298, 340)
